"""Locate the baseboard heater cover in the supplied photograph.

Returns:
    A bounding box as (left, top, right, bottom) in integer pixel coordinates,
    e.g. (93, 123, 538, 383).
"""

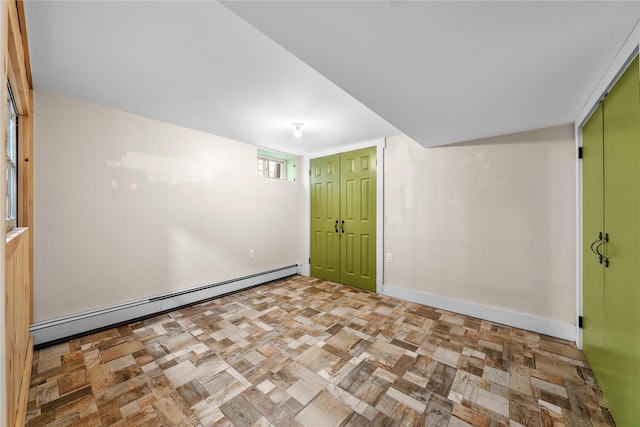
(30, 265, 299, 346)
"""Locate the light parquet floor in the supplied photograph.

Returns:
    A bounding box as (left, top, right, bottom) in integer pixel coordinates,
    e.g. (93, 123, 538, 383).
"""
(27, 276, 614, 427)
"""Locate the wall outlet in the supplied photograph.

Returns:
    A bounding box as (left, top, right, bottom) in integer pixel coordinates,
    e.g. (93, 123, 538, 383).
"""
(386, 253, 392, 263)
(249, 249, 255, 259)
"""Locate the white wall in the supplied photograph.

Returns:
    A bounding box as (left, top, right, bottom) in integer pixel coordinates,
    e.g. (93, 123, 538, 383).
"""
(384, 125, 576, 328)
(34, 91, 304, 322)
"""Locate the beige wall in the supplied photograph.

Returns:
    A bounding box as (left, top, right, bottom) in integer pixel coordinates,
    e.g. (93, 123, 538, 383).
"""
(33, 90, 576, 328)
(33, 91, 304, 322)
(385, 125, 576, 324)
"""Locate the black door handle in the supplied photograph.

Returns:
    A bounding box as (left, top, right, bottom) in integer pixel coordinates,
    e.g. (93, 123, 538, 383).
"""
(335, 220, 339, 233)
(341, 220, 345, 233)
(595, 233, 609, 268)
(590, 232, 603, 255)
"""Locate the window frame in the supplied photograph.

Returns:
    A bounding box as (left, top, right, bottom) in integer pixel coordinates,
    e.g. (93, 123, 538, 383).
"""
(6, 83, 18, 231)
(257, 155, 287, 180)
(4, 0, 34, 239)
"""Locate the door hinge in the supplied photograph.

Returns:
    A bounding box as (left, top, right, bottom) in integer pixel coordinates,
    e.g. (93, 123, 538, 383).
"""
(309, 169, 311, 176)
(309, 257, 311, 264)
(578, 147, 583, 159)
(578, 316, 583, 328)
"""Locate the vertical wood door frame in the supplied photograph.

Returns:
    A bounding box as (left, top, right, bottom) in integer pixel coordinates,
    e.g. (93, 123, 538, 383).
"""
(303, 139, 385, 294)
(3, 1, 34, 426)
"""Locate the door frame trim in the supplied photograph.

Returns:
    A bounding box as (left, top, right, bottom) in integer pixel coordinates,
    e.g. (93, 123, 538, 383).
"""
(303, 138, 386, 294)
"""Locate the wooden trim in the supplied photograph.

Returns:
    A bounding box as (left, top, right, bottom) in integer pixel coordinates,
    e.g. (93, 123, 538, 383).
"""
(5, 228, 31, 427)
(1, 1, 7, 423)
(14, 1, 30, 89)
(6, 0, 29, 114)
(17, 102, 32, 226)
(4, 1, 33, 426)
(22, 95, 32, 324)
(17, 96, 32, 320)
(17, 98, 31, 223)
(5, 228, 26, 261)
(14, 336, 32, 427)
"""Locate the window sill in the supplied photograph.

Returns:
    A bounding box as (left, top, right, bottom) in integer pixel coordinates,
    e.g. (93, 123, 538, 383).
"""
(6, 227, 28, 260)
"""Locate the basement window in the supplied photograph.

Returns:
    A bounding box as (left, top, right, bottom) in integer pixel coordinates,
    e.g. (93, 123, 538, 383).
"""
(257, 156, 286, 180)
(6, 84, 17, 231)
(257, 149, 296, 182)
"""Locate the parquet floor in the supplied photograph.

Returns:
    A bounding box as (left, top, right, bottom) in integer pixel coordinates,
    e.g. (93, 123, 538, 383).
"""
(26, 276, 615, 427)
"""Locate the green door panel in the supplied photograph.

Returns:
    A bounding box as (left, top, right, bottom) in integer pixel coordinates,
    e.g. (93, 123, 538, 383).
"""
(310, 147, 377, 292)
(310, 154, 341, 282)
(582, 103, 605, 377)
(340, 147, 377, 291)
(600, 55, 640, 427)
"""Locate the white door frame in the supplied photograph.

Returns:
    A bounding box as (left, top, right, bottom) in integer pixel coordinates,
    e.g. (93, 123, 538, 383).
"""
(303, 138, 386, 294)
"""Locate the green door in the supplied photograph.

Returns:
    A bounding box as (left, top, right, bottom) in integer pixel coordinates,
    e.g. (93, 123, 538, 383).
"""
(310, 154, 341, 282)
(340, 148, 377, 291)
(582, 55, 640, 427)
(582, 103, 605, 374)
(310, 147, 377, 291)
(600, 55, 639, 427)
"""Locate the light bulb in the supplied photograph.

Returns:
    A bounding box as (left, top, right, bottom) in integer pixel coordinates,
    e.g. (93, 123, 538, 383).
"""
(292, 123, 303, 138)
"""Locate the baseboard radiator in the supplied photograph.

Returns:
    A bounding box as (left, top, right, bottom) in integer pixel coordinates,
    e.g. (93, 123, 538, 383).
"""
(30, 265, 299, 346)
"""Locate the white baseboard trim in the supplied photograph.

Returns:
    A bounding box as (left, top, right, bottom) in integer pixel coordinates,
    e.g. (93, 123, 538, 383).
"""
(30, 265, 299, 346)
(383, 284, 576, 342)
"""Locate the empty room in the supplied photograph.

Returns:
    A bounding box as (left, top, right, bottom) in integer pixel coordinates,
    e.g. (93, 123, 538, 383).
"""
(1, 1, 639, 426)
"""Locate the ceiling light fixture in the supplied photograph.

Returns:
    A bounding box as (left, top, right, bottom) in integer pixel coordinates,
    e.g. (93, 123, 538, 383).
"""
(292, 123, 303, 138)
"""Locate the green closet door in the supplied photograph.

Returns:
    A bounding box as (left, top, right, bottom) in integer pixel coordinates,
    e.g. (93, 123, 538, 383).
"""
(601, 55, 640, 427)
(310, 154, 341, 282)
(340, 147, 377, 291)
(310, 147, 377, 291)
(582, 103, 605, 373)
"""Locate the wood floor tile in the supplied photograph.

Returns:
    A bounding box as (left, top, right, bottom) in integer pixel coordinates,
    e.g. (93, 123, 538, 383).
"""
(420, 393, 453, 426)
(27, 276, 616, 426)
(296, 391, 353, 426)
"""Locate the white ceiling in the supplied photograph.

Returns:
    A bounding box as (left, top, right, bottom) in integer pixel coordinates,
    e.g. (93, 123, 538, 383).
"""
(24, 0, 398, 156)
(25, 1, 639, 155)
(223, 0, 640, 147)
